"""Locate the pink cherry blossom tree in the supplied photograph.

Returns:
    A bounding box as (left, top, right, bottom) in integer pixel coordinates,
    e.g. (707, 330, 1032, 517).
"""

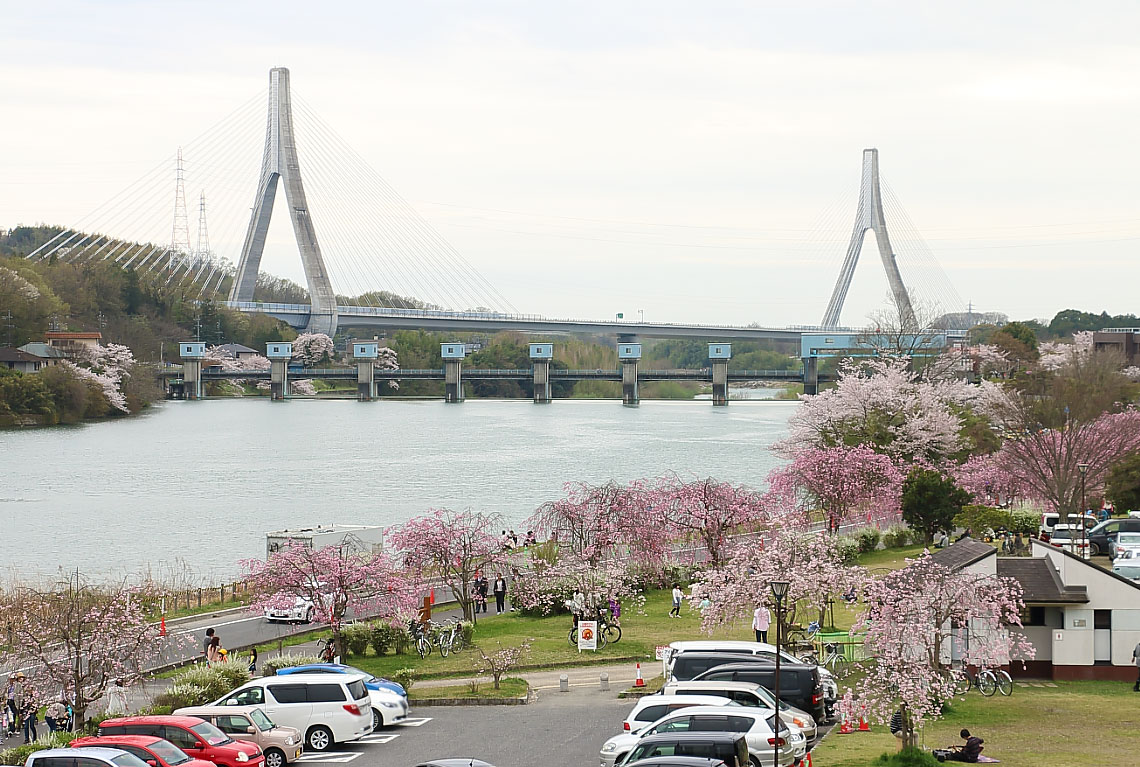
(291, 333, 335, 366)
(61, 342, 136, 412)
(377, 346, 401, 390)
(853, 552, 1034, 747)
(527, 480, 668, 567)
(0, 577, 171, 726)
(695, 528, 865, 641)
(387, 508, 505, 621)
(242, 541, 418, 656)
(949, 452, 1028, 508)
(781, 357, 998, 465)
(763, 445, 903, 530)
(509, 553, 644, 617)
(648, 476, 769, 566)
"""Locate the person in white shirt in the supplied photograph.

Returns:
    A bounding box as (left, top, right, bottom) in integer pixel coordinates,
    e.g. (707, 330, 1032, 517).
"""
(752, 604, 771, 643)
(669, 585, 683, 618)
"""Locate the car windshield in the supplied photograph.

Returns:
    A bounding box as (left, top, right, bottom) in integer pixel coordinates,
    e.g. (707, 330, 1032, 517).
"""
(111, 755, 151, 767)
(1051, 529, 1073, 540)
(148, 739, 193, 765)
(1118, 533, 1140, 546)
(192, 721, 233, 746)
(1114, 566, 1140, 580)
(343, 666, 379, 684)
(249, 709, 275, 732)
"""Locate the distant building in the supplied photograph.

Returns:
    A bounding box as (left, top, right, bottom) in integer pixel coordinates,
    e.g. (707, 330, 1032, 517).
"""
(44, 331, 103, 357)
(1092, 328, 1140, 367)
(18, 342, 66, 367)
(212, 343, 259, 360)
(0, 347, 45, 373)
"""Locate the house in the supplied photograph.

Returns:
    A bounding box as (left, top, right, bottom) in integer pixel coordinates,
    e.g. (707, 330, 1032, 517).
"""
(212, 343, 259, 360)
(44, 331, 102, 356)
(0, 347, 44, 373)
(18, 342, 67, 367)
(930, 537, 1140, 680)
(1092, 328, 1140, 367)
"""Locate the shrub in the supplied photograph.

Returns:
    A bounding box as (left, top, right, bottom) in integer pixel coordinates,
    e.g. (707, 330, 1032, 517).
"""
(369, 623, 402, 656)
(175, 663, 252, 701)
(873, 746, 942, 766)
(261, 653, 323, 677)
(1009, 509, 1039, 535)
(343, 623, 370, 657)
(833, 536, 860, 565)
(883, 526, 912, 548)
(154, 680, 213, 710)
(459, 620, 474, 645)
(390, 668, 416, 692)
(856, 527, 882, 553)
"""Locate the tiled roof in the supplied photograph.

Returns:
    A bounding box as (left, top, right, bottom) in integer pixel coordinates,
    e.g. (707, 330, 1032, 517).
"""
(0, 347, 41, 362)
(997, 558, 1088, 603)
(929, 538, 996, 571)
(18, 343, 66, 358)
(44, 331, 102, 340)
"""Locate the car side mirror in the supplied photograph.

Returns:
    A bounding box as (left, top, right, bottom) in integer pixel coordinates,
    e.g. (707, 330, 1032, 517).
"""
(147, 760, 157, 766)
(194, 742, 206, 749)
(246, 726, 256, 734)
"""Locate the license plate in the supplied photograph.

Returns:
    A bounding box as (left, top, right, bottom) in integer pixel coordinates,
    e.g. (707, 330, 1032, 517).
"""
(295, 749, 302, 759)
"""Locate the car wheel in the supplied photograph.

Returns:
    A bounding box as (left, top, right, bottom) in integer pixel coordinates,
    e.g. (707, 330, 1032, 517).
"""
(306, 725, 334, 752)
(1089, 542, 1100, 557)
(372, 707, 383, 731)
(750, 756, 764, 767)
(264, 748, 286, 767)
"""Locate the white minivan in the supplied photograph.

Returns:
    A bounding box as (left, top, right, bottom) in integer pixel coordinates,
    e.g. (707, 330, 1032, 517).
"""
(212, 673, 372, 752)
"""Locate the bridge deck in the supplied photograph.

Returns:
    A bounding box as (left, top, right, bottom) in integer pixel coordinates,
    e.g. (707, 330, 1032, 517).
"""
(191, 367, 810, 381)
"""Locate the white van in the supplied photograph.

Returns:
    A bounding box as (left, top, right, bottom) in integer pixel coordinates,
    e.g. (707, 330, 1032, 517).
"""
(211, 673, 372, 752)
(661, 680, 817, 741)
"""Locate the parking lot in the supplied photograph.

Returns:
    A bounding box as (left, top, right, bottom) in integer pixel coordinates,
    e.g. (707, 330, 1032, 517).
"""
(294, 688, 637, 767)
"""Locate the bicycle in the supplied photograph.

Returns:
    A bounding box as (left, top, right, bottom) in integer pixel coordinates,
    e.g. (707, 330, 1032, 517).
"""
(434, 619, 466, 657)
(991, 668, 1013, 696)
(567, 610, 615, 649)
(408, 620, 433, 659)
(803, 642, 851, 678)
(948, 666, 998, 697)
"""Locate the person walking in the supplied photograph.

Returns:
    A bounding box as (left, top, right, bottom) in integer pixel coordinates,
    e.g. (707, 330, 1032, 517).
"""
(247, 648, 258, 675)
(19, 679, 37, 744)
(752, 604, 771, 643)
(203, 628, 215, 661)
(5, 675, 17, 736)
(206, 635, 223, 667)
(1132, 640, 1140, 691)
(493, 574, 507, 613)
(105, 680, 128, 716)
(475, 575, 489, 613)
(669, 584, 683, 618)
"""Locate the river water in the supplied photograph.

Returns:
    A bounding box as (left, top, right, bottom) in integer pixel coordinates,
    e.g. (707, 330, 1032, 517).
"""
(0, 395, 796, 581)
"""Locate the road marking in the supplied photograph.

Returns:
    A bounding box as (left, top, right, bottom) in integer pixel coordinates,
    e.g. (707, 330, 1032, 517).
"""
(357, 733, 400, 744)
(398, 717, 432, 727)
(295, 754, 361, 763)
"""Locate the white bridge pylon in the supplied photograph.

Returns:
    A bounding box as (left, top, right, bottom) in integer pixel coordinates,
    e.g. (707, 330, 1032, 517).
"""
(229, 67, 338, 335)
(820, 148, 916, 331)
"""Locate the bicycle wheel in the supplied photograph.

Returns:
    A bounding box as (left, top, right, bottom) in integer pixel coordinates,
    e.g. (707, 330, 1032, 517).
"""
(977, 670, 997, 697)
(828, 653, 851, 679)
(568, 627, 579, 646)
(951, 670, 971, 696)
(437, 636, 450, 658)
(603, 623, 622, 644)
(994, 669, 1013, 696)
(416, 635, 432, 659)
(450, 630, 466, 653)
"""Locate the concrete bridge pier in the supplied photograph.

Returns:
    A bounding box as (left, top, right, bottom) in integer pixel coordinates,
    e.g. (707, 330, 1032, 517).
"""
(353, 342, 379, 401)
(802, 356, 819, 396)
(266, 342, 293, 400)
(179, 342, 206, 400)
(709, 343, 731, 406)
(442, 342, 467, 403)
(530, 343, 553, 403)
(618, 341, 641, 406)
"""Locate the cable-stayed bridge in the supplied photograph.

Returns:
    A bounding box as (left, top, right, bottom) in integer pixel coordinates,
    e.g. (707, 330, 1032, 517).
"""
(23, 67, 964, 342)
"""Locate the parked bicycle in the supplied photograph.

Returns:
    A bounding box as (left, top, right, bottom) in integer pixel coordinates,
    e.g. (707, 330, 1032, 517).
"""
(408, 620, 433, 659)
(433, 619, 466, 657)
(943, 666, 1012, 697)
(567, 608, 621, 648)
(802, 641, 851, 678)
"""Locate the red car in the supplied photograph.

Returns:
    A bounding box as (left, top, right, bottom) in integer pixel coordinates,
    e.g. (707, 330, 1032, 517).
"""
(99, 716, 264, 767)
(71, 735, 216, 767)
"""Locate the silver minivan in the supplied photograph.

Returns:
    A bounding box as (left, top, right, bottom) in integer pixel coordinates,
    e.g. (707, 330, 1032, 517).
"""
(211, 673, 372, 753)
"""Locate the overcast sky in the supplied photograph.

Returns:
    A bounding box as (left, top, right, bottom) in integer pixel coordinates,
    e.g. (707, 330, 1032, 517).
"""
(2, 1, 1138, 327)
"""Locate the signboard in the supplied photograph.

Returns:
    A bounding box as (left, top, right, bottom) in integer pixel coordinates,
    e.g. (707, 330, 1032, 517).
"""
(577, 620, 598, 652)
(655, 645, 669, 661)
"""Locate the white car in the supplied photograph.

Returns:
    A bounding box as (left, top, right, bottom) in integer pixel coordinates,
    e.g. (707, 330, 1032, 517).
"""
(661, 681, 817, 741)
(622, 694, 739, 734)
(1112, 562, 1140, 582)
(662, 640, 838, 709)
(212, 673, 373, 752)
(601, 705, 802, 767)
(1110, 532, 1140, 560)
(264, 596, 317, 623)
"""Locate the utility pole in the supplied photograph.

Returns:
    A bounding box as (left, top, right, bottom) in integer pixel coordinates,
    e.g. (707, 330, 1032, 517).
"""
(194, 316, 202, 342)
(1, 309, 12, 347)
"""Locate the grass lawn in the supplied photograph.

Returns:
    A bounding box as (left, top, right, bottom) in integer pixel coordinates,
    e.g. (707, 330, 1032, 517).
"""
(855, 544, 927, 571)
(343, 589, 754, 681)
(812, 681, 1136, 767)
(409, 678, 528, 700)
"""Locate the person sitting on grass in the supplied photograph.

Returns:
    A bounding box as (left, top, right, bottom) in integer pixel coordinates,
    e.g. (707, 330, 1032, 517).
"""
(947, 728, 984, 762)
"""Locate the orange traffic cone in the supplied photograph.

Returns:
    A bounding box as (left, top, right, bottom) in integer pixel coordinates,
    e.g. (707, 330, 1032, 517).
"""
(634, 663, 646, 687)
(803, 752, 812, 767)
(858, 716, 870, 732)
(838, 719, 853, 735)
(160, 617, 166, 637)
(430, 588, 435, 604)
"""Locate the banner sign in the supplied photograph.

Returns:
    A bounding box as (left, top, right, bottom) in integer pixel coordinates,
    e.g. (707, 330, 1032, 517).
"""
(578, 620, 598, 651)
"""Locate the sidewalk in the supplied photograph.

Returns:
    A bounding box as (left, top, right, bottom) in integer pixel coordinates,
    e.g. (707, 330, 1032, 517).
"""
(413, 661, 657, 692)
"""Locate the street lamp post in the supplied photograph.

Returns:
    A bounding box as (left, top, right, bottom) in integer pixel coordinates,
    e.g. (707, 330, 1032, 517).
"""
(1077, 463, 1090, 558)
(769, 580, 790, 767)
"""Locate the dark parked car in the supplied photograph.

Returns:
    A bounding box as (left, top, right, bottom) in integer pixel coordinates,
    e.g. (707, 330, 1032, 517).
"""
(1088, 518, 1140, 557)
(668, 653, 769, 683)
(690, 662, 826, 722)
(625, 758, 728, 767)
(618, 732, 750, 767)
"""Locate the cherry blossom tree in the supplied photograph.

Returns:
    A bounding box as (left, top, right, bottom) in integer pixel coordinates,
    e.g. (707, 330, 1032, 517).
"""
(474, 639, 532, 689)
(510, 553, 644, 617)
(763, 446, 903, 530)
(527, 480, 668, 566)
(966, 344, 1013, 378)
(387, 508, 505, 621)
(0, 577, 170, 726)
(291, 333, 335, 366)
(781, 357, 998, 465)
(649, 477, 769, 566)
(853, 553, 1034, 747)
(695, 529, 865, 641)
(61, 342, 136, 412)
(376, 346, 401, 391)
(242, 541, 418, 656)
(950, 452, 1028, 508)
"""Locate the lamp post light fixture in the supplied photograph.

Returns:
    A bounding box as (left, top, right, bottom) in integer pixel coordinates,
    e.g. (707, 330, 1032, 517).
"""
(1077, 463, 1090, 558)
(769, 580, 790, 767)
